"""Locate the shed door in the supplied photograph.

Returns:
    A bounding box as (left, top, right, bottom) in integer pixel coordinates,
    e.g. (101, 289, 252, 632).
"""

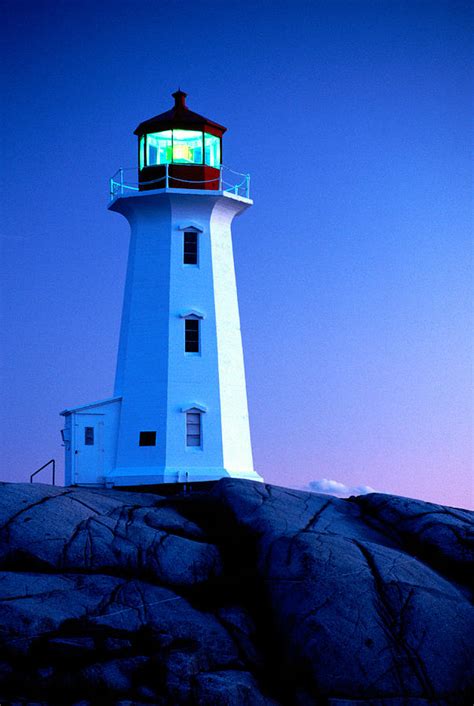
(74, 414, 103, 484)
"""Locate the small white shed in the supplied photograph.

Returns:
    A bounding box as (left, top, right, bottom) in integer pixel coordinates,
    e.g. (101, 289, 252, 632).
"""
(61, 397, 121, 486)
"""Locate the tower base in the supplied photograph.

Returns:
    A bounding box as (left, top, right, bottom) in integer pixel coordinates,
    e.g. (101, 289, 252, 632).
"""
(104, 466, 263, 487)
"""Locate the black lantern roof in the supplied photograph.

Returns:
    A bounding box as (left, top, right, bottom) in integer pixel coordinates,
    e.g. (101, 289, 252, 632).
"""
(134, 90, 227, 139)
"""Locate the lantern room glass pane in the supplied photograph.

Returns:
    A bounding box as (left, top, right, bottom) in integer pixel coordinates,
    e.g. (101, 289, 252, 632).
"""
(172, 130, 203, 164)
(139, 136, 145, 170)
(204, 133, 221, 167)
(146, 131, 172, 166)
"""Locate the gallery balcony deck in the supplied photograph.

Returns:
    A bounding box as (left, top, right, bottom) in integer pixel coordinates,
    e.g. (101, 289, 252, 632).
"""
(109, 165, 251, 203)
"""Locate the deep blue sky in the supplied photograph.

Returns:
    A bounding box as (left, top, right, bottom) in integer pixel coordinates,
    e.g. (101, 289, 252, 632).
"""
(1, 0, 472, 507)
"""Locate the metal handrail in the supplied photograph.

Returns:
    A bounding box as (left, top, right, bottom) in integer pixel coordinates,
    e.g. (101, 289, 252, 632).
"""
(30, 459, 56, 485)
(109, 164, 251, 201)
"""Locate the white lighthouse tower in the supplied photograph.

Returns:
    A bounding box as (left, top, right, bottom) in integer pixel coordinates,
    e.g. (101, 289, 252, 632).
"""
(61, 91, 262, 487)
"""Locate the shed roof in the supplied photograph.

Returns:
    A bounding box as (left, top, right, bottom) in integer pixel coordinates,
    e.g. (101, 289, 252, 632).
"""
(60, 396, 122, 416)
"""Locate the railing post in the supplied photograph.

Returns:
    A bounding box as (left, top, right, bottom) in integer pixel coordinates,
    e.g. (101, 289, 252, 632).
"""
(219, 166, 223, 191)
(246, 174, 251, 199)
(166, 163, 169, 189)
(119, 168, 124, 195)
(52, 459, 56, 486)
(109, 177, 113, 200)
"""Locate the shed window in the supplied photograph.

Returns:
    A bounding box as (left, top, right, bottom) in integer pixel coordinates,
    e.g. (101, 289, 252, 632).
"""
(84, 427, 94, 445)
(185, 317, 200, 353)
(183, 231, 198, 265)
(186, 412, 201, 447)
(139, 431, 156, 446)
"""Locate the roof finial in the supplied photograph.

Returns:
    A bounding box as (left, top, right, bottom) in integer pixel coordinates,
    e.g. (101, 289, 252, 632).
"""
(172, 89, 187, 110)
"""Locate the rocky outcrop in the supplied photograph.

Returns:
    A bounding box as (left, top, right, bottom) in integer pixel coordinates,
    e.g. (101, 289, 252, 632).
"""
(0, 480, 472, 705)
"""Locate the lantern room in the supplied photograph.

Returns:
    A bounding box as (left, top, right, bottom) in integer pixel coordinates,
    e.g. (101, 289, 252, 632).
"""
(134, 90, 226, 191)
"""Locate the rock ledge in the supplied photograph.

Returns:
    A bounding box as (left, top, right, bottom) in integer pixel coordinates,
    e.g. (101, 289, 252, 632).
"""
(0, 479, 472, 705)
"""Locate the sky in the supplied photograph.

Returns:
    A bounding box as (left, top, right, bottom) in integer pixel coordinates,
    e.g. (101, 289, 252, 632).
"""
(1, 0, 472, 508)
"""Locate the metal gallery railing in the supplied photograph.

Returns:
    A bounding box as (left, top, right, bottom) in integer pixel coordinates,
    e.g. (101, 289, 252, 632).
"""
(109, 164, 251, 201)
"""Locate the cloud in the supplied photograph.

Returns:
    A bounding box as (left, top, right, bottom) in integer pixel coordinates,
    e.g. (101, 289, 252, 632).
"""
(305, 478, 376, 498)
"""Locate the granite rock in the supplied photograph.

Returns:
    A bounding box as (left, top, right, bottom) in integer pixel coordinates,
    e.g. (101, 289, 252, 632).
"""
(0, 479, 472, 705)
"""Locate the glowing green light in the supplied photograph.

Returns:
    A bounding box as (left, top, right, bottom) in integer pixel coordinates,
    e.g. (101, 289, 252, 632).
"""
(172, 130, 203, 164)
(141, 129, 221, 169)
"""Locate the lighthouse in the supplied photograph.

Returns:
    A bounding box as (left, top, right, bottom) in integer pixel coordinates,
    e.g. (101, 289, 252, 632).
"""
(61, 91, 263, 487)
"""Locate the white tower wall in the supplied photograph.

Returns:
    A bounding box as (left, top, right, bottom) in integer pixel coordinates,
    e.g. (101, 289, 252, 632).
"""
(211, 199, 254, 474)
(104, 188, 260, 485)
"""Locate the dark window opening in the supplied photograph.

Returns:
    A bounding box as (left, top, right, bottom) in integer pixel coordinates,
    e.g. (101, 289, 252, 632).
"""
(139, 431, 156, 446)
(186, 412, 201, 447)
(84, 427, 94, 445)
(183, 231, 198, 265)
(185, 318, 200, 353)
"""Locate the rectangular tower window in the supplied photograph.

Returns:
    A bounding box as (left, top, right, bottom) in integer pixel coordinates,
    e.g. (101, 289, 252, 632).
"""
(186, 412, 201, 447)
(185, 318, 200, 353)
(84, 427, 94, 445)
(183, 231, 198, 265)
(139, 431, 156, 446)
